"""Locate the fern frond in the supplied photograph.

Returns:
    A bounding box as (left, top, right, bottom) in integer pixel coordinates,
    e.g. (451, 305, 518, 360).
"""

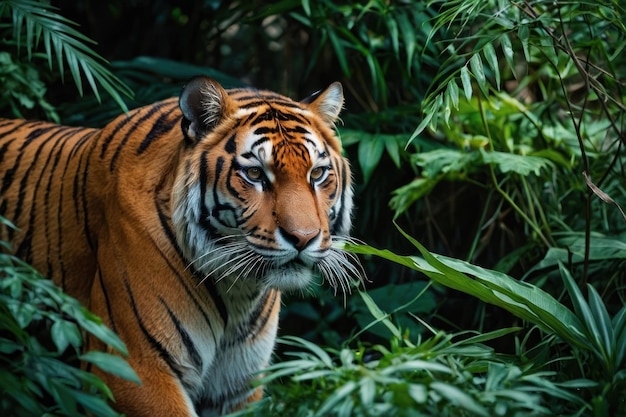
(2, 0, 133, 111)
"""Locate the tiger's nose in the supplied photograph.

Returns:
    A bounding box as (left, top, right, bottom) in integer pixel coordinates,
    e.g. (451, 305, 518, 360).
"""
(279, 227, 321, 250)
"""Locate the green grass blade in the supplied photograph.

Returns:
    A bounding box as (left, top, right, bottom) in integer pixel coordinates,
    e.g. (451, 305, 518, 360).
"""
(357, 290, 403, 340)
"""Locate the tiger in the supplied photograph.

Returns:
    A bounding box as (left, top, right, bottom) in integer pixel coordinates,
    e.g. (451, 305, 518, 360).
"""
(0, 76, 360, 417)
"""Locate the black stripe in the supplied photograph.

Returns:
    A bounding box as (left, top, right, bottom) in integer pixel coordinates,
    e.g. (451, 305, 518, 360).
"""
(224, 133, 237, 154)
(160, 298, 203, 369)
(100, 111, 136, 159)
(199, 152, 213, 232)
(155, 200, 227, 329)
(1, 125, 54, 195)
(137, 104, 180, 154)
(97, 267, 118, 334)
(125, 280, 183, 380)
(225, 158, 245, 203)
(57, 132, 95, 289)
(77, 134, 100, 251)
(14, 127, 63, 262)
(251, 137, 270, 150)
(331, 159, 349, 234)
(110, 102, 170, 171)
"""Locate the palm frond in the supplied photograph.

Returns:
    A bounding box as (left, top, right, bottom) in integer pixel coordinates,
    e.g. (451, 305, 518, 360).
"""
(2, 0, 133, 111)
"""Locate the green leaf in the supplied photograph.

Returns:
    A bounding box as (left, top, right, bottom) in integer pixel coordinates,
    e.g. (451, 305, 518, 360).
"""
(77, 307, 128, 356)
(315, 380, 357, 417)
(558, 264, 601, 350)
(358, 290, 403, 339)
(587, 284, 614, 365)
(446, 80, 460, 111)
(430, 382, 489, 416)
(80, 351, 141, 385)
(409, 99, 439, 144)
(482, 42, 500, 89)
(460, 66, 473, 101)
(499, 33, 516, 78)
(396, 10, 417, 73)
(469, 54, 488, 97)
(72, 390, 123, 417)
(358, 133, 385, 184)
(50, 319, 82, 353)
(479, 149, 553, 176)
(612, 307, 626, 370)
(346, 233, 591, 351)
(279, 336, 335, 368)
(6, 0, 133, 110)
(517, 24, 530, 61)
(327, 27, 350, 77)
(384, 135, 402, 168)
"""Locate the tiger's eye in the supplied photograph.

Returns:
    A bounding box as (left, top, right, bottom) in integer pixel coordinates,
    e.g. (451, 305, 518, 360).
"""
(310, 167, 325, 181)
(245, 167, 263, 181)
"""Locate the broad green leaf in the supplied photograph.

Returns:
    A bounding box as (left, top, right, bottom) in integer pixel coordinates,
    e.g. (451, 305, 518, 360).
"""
(415, 148, 479, 178)
(408, 383, 427, 404)
(479, 149, 553, 176)
(384, 13, 400, 56)
(77, 306, 128, 356)
(380, 360, 452, 375)
(346, 233, 590, 351)
(359, 376, 376, 406)
(454, 327, 522, 346)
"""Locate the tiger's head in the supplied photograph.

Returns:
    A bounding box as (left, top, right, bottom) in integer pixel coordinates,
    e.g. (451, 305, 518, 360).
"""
(172, 76, 360, 293)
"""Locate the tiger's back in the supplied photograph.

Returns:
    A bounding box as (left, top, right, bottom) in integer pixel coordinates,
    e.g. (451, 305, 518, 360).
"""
(0, 98, 182, 304)
(0, 77, 358, 416)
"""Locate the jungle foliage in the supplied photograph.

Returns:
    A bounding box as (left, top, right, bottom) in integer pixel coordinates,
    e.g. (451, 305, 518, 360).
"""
(1, 0, 625, 415)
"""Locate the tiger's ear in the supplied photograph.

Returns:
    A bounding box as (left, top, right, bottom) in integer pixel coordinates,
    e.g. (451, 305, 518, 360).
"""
(302, 82, 344, 126)
(179, 76, 233, 142)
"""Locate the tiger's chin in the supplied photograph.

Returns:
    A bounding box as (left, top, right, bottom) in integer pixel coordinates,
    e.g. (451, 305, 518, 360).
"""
(262, 261, 316, 292)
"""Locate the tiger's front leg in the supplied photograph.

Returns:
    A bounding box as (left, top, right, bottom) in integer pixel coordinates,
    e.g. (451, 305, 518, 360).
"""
(94, 360, 200, 417)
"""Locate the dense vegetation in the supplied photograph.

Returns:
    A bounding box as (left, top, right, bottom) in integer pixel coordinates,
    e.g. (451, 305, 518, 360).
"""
(1, 0, 624, 415)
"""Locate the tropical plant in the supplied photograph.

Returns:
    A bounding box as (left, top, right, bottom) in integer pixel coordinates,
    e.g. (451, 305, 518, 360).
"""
(0, 0, 132, 120)
(346, 228, 626, 415)
(0, 218, 140, 417)
(397, 0, 626, 279)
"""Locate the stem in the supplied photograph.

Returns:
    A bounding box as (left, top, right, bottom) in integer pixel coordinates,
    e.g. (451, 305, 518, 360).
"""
(475, 92, 552, 248)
